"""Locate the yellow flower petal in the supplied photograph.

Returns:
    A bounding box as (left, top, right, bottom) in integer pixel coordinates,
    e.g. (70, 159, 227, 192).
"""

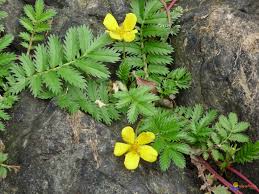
(136, 132, 155, 145)
(122, 13, 137, 31)
(139, 145, 158, 162)
(114, 142, 131, 156)
(123, 30, 137, 42)
(124, 151, 140, 170)
(121, 126, 135, 144)
(108, 31, 123, 40)
(103, 13, 119, 31)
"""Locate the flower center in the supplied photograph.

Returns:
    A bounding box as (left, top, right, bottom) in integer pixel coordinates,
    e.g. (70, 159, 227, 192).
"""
(130, 142, 140, 153)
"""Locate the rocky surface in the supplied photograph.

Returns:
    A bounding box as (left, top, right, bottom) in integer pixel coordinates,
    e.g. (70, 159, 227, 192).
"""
(174, 0, 259, 140)
(174, 0, 259, 190)
(1, 0, 259, 193)
(0, 93, 201, 194)
(3, 0, 130, 40)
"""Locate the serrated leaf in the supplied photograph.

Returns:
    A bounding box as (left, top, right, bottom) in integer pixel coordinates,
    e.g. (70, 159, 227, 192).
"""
(0, 34, 14, 52)
(0, 153, 8, 163)
(75, 60, 110, 79)
(219, 115, 232, 131)
(64, 27, 79, 61)
(48, 35, 63, 68)
(233, 122, 250, 133)
(57, 66, 86, 89)
(0, 166, 7, 178)
(42, 71, 62, 94)
(229, 133, 249, 143)
(160, 149, 171, 171)
(29, 76, 42, 97)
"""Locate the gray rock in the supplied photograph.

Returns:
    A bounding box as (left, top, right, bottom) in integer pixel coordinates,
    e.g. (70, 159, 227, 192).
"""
(174, 0, 259, 139)
(0, 93, 201, 194)
(174, 0, 259, 191)
(2, 0, 130, 39)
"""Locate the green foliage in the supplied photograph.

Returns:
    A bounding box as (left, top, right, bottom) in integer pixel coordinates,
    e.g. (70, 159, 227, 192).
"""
(158, 67, 192, 96)
(0, 0, 17, 132)
(114, 86, 159, 123)
(113, 0, 188, 98)
(235, 141, 259, 164)
(140, 109, 191, 171)
(176, 105, 218, 146)
(0, 152, 8, 179)
(0, 94, 17, 131)
(207, 113, 250, 162)
(0, 0, 7, 32)
(9, 25, 119, 97)
(19, 0, 56, 52)
(56, 81, 120, 125)
(0, 0, 15, 89)
(212, 185, 231, 194)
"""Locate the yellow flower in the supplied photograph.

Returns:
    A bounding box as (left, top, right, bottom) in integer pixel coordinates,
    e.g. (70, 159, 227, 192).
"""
(114, 126, 158, 170)
(103, 13, 138, 42)
(233, 182, 239, 188)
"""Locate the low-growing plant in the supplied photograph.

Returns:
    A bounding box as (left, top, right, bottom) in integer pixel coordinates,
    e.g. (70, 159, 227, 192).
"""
(0, 0, 258, 193)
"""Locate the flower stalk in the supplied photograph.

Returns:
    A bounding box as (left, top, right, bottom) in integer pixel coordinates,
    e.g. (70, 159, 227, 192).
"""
(227, 166, 259, 193)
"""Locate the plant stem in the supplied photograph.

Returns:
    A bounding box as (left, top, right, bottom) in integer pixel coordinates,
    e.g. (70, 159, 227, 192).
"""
(192, 156, 243, 194)
(123, 41, 126, 62)
(139, 25, 148, 79)
(160, 0, 171, 25)
(227, 166, 259, 193)
(1, 163, 21, 172)
(167, 0, 177, 11)
(27, 31, 35, 56)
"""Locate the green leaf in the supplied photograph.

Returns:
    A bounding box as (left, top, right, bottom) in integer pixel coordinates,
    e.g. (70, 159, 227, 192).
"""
(35, 0, 44, 18)
(144, 41, 173, 55)
(235, 141, 259, 164)
(0, 34, 14, 52)
(23, 5, 36, 22)
(48, 35, 63, 68)
(20, 17, 34, 32)
(77, 25, 93, 53)
(64, 27, 79, 61)
(20, 54, 35, 76)
(38, 9, 56, 22)
(0, 153, 8, 163)
(229, 133, 249, 143)
(233, 122, 250, 133)
(29, 76, 42, 97)
(170, 150, 186, 168)
(160, 149, 171, 171)
(57, 66, 86, 89)
(34, 45, 48, 72)
(42, 71, 62, 94)
(219, 115, 232, 131)
(117, 62, 131, 84)
(127, 103, 138, 124)
(0, 166, 7, 178)
(211, 149, 221, 161)
(212, 185, 231, 194)
(87, 48, 120, 63)
(75, 60, 110, 79)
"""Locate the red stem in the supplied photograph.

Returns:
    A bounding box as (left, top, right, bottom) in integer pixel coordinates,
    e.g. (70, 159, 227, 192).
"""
(167, 0, 177, 10)
(194, 157, 243, 194)
(227, 166, 259, 193)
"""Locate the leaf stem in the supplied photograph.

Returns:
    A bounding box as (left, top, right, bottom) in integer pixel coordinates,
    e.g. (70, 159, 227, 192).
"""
(191, 156, 243, 194)
(160, 0, 172, 25)
(167, 0, 177, 11)
(227, 165, 259, 193)
(139, 25, 148, 79)
(123, 41, 126, 62)
(27, 31, 35, 56)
